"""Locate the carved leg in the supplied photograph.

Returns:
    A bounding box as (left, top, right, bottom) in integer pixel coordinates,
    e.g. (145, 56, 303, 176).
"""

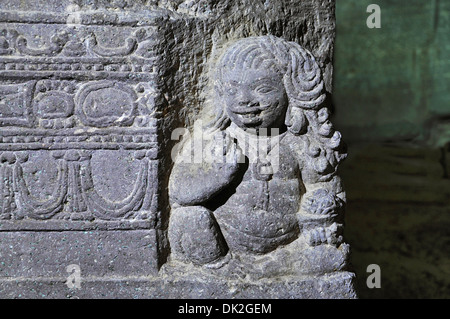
(168, 206, 228, 265)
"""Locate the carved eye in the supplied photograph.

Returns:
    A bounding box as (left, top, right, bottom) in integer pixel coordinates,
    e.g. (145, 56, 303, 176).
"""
(256, 85, 276, 94)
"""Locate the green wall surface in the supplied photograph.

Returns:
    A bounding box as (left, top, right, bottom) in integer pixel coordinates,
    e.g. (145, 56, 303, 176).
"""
(333, 1, 450, 299)
(333, 0, 450, 146)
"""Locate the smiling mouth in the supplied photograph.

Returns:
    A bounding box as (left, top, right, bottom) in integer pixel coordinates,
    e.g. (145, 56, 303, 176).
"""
(229, 103, 270, 115)
(230, 105, 266, 126)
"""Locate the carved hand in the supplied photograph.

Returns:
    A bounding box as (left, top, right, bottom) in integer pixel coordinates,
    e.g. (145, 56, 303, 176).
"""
(169, 130, 244, 206)
(203, 130, 243, 169)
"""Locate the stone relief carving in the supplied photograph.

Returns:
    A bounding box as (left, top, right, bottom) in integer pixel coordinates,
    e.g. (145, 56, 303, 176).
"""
(0, 16, 160, 223)
(167, 35, 349, 278)
(0, 0, 356, 297)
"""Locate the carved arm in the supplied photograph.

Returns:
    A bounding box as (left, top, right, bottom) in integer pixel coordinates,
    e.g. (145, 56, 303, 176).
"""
(169, 130, 243, 206)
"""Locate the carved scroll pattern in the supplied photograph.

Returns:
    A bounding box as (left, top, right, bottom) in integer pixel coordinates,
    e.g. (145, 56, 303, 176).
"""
(1, 28, 156, 59)
(87, 33, 137, 57)
(16, 32, 69, 56)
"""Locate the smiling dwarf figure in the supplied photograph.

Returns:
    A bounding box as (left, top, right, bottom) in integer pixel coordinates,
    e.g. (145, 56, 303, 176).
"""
(168, 36, 349, 277)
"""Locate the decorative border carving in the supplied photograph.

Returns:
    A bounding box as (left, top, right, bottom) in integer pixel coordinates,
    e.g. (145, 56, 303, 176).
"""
(0, 81, 35, 127)
(0, 150, 158, 222)
(0, 22, 162, 225)
(16, 31, 69, 57)
(75, 81, 138, 128)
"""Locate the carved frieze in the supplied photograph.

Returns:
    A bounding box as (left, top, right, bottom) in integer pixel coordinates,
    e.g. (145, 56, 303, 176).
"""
(0, 11, 162, 224)
(0, 0, 357, 298)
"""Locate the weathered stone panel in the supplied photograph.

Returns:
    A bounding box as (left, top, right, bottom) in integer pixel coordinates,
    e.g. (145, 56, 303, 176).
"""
(0, 0, 356, 298)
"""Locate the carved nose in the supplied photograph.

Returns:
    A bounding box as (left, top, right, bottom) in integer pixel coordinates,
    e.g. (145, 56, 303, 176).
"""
(237, 95, 258, 107)
(237, 90, 257, 107)
(238, 100, 259, 107)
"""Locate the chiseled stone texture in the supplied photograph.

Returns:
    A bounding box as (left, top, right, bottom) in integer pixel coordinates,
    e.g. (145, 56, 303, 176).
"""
(0, 0, 356, 298)
(0, 271, 356, 299)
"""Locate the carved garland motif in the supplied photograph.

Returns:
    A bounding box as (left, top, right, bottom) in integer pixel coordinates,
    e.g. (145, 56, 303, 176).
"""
(0, 151, 156, 221)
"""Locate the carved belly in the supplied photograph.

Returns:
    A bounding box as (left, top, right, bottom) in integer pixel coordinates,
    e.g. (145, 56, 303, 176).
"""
(215, 207, 299, 253)
(214, 179, 300, 253)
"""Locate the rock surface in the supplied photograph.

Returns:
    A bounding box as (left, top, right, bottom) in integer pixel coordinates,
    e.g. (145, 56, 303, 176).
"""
(0, 0, 356, 298)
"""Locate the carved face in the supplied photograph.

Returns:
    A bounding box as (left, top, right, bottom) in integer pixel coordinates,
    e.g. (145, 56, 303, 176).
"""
(220, 68, 288, 131)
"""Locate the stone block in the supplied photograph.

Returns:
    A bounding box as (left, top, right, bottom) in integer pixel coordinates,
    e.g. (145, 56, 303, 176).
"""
(0, 0, 356, 299)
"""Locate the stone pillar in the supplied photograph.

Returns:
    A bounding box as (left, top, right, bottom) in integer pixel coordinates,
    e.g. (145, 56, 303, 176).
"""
(0, 0, 356, 298)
